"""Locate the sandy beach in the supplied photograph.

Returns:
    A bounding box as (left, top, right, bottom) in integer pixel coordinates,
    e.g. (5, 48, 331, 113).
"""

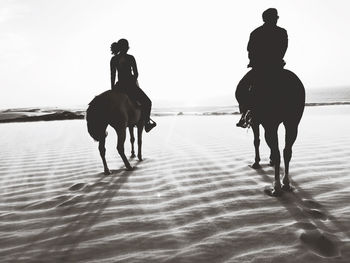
(0, 105, 350, 262)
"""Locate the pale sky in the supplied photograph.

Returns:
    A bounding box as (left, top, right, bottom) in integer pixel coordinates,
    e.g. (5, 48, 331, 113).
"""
(1, 0, 350, 108)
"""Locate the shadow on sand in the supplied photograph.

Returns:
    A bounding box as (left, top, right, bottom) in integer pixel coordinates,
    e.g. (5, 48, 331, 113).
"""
(256, 164, 350, 259)
(11, 165, 136, 262)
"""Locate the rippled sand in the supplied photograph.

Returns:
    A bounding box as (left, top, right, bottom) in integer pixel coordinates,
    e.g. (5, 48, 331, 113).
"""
(0, 106, 350, 262)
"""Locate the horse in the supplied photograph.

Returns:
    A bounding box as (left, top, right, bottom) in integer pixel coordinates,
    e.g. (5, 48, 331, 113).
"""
(236, 69, 305, 196)
(86, 89, 144, 174)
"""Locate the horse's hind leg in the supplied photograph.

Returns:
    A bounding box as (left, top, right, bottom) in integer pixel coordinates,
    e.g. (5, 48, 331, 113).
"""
(282, 122, 299, 190)
(264, 125, 282, 194)
(137, 124, 143, 161)
(269, 152, 275, 166)
(116, 128, 133, 170)
(129, 126, 136, 158)
(99, 137, 111, 175)
(251, 123, 261, 169)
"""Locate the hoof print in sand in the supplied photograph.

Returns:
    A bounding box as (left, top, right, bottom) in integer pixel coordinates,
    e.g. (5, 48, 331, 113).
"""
(58, 195, 82, 207)
(300, 231, 340, 258)
(69, 183, 86, 191)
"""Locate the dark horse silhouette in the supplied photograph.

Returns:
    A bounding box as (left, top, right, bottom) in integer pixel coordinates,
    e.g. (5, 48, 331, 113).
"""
(237, 69, 305, 196)
(86, 90, 144, 174)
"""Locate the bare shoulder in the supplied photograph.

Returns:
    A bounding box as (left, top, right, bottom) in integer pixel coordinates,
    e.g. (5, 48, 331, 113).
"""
(110, 55, 118, 64)
(126, 54, 136, 62)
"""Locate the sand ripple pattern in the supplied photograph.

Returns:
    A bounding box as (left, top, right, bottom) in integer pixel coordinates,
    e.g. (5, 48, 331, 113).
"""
(1, 109, 350, 262)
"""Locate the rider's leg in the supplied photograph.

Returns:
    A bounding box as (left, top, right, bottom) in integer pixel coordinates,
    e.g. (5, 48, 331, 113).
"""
(236, 70, 253, 111)
(132, 86, 156, 132)
(236, 70, 254, 128)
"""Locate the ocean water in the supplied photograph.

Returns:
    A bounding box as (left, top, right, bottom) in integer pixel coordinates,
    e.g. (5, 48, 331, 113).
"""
(306, 86, 350, 103)
(0, 87, 349, 119)
(153, 86, 350, 116)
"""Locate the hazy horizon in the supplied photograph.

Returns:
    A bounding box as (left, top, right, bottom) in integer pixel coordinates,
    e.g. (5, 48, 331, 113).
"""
(1, 0, 350, 109)
(1, 85, 349, 111)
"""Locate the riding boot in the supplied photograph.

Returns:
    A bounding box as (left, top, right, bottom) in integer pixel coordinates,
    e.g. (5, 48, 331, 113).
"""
(236, 113, 247, 128)
(236, 110, 252, 128)
(130, 84, 156, 132)
(145, 118, 157, 133)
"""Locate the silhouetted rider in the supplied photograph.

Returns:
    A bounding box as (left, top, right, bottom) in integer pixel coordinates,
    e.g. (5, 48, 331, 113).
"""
(236, 8, 288, 128)
(110, 39, 156, 132)
(247, 8, 288, 69)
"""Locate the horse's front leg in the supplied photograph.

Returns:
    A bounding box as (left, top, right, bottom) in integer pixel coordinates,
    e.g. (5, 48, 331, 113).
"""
(137, 124, 143, 161)
(116, 128, 133, 171)
(99, 137, 111, 175)
(251, 123, 261, 169)
(129, 126, 136, 158)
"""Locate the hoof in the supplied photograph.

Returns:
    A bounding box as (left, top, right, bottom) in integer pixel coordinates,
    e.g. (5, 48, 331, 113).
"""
(130, 154, 136, 158)
(268, 160, 275, 167)
(264, 187, 283, 197)
(126, 166, 134, 171)
(104, 169, 111, 175)
(282, 184, 294, 192)
(138, 155, 143, 161)
(251, 162, 261, 169)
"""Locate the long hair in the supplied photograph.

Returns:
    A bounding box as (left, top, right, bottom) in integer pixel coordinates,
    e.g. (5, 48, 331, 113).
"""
(110, 38, 129, 55)
(86, 92, 109, 141)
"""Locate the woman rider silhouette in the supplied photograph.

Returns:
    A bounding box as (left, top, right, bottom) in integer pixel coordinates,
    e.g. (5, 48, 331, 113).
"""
(110, 39, 156, 132)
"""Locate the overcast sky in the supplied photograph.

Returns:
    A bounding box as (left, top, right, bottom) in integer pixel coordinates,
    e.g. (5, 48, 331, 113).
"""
(1, 0, 350, 108)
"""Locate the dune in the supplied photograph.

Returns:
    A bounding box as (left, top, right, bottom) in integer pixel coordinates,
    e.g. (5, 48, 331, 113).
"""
(0, 105, 350, 262)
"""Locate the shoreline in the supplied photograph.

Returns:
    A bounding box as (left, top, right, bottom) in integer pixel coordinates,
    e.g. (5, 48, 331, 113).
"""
(0, 103, 349, 124)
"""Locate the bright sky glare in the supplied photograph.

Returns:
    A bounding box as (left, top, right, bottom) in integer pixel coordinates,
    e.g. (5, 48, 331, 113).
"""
(1, 0, 350, 108)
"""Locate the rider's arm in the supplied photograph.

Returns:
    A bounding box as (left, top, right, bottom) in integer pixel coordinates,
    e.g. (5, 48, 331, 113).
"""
(130, 55, 138, 80)
(110, 57, 116, 89)
(247, 32, 256, 62)
(247, 33, 252, 55)
(280, 30, 288, 58)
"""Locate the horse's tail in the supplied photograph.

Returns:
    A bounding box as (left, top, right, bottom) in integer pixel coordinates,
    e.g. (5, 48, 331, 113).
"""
(86, 93, 109, 142)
